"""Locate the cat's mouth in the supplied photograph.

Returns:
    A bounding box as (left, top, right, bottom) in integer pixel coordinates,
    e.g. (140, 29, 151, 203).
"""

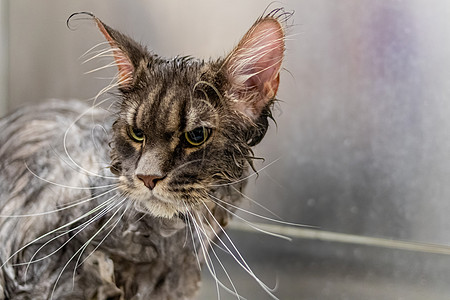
(133, 191, 184, 219)
(120, 175, 190, 218)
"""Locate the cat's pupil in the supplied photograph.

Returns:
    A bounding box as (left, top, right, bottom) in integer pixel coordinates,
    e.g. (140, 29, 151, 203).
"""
(185, 127, 209, 146)
(133, 129, 144, 138)
(128, 126, 145, 142)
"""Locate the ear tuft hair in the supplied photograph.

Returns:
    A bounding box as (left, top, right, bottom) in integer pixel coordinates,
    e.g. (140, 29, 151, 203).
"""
(68, 12, 147, 91)
(224, 11, 287, 120)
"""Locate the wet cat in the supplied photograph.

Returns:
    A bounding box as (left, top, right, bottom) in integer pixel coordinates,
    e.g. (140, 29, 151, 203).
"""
(0, 9, 288, 300)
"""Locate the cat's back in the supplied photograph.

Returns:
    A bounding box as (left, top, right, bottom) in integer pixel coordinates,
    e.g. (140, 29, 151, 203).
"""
(0, 100, 111, 163)
(0, 100, 114, 299)
(0, 98, 115, 211)
(0, 99, 112, 199)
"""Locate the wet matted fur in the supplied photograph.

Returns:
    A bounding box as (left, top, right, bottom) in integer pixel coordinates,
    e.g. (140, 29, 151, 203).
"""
(0, 9, 290, 300)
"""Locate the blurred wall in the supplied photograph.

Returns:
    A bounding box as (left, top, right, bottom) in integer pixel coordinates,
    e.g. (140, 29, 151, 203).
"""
(0, 0, 7, 113)
(5, 0, 450, 246)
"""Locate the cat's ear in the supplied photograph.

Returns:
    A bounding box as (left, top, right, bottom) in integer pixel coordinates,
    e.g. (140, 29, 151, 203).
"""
(88, 14, 147, 90)
(223, 16, 285, 120)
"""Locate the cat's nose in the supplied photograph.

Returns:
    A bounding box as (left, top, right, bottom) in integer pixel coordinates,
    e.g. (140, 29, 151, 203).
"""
(137, 174, 165, 190)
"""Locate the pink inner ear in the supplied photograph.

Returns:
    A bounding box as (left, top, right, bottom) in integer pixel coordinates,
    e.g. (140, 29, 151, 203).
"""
(226, 18, 285, 119)
(113, 52, 134, 87)
(94, 19, 134, 88)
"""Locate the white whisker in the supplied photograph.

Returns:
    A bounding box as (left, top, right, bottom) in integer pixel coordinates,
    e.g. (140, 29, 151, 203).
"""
(182, 203, 202, 271)
(90, 124, 113, 165)
(200, 209, 243, 300)
(91, 79, 120, 106)
(190, 209, 247, 300)
(49, 144, 115, 181)
(0, 186, 120, 218)
(72, 199, 129, 286)
(181, 203, 192, 249)
(50, 197, 127, 300)
(62, 98, 119, 180)
(170, 159, 208, 174)
(210, 192, 315, 230)
(1, 193, 120, 270)
(210, 196, 291, 241)
(18, 196, 121, 273)
(25, 162, 118, 190)
(230, 185, 281, 219)
(210, 157, 282, 187)
(201, 202, 279, 299)
(187, 210, 221, 300)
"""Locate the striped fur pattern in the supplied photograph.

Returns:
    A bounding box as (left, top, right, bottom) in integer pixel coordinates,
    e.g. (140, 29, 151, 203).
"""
(0, 9, 288, 300)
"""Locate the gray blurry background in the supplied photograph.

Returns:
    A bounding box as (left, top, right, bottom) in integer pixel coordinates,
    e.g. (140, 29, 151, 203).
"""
(3, 1, 450, 299)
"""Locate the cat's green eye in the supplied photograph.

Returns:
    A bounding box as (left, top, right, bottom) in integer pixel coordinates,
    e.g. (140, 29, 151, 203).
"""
(184, 127, 210, 147)
(128, 126, 145, 143)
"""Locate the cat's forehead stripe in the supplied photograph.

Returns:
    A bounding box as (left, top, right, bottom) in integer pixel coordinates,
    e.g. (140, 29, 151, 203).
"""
(133, 84, 185, 133)
(135, 84, 164, 127)
(160, 87, 182, 133)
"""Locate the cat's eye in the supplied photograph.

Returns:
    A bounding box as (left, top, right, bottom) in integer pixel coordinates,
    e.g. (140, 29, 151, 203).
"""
(128, 126, 145, 143)
(184, 127, 211, 147)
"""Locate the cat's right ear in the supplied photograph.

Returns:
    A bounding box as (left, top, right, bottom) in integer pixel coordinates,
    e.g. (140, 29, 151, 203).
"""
(69, 12, 147, 91)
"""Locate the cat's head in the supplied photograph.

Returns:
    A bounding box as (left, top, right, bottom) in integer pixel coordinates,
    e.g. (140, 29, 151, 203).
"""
(81, 11, 287, 218)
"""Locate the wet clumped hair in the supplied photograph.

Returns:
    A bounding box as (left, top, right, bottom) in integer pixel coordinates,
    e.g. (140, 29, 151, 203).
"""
(0, 8, 290, 300)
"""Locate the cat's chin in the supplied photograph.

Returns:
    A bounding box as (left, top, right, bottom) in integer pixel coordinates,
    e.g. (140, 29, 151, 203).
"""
(134, 198, 181, 219)
(127, 188, 185, 219)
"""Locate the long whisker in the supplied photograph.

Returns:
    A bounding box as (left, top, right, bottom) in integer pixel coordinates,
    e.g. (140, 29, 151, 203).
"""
(0, 193, 120, 270)
(18, 195, 121, 274)
(49, 144, 115, 181)
(182, 203, 202, 271)
(210, 157, 281, 187)
(62, 98, 119, 180)
(230, 185, 281, 219)
(209, 192, 315, 230)
(21, 197, 121, 284)
(83, 201, 130, 268)
(170, 159, 210, 174)
(50, 197, 127, 300)
(190, 209, 247, 300)
(25, 162, 118, 190)
(199, 209, 243, 300)
(208, 194, 291, 241)
(187, 209, 221, 300)
(0, 186, 120, 218)
(91, 79, 120, 107)
(90, 124, 113, 165)
(201, 202, 279, 299)
(72, 199, 129, 286)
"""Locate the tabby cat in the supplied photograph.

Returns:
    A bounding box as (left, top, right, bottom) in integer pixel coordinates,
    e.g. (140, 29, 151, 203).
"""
(0, 9, 288, 300)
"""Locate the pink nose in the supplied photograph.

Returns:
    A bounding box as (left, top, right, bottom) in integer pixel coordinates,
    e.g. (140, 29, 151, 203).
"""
(137, 174, 165, 190)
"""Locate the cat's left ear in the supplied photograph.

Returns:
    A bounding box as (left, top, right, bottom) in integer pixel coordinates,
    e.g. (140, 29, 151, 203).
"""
(224, 15, 286, 120)
(87, 14, 147, 91)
